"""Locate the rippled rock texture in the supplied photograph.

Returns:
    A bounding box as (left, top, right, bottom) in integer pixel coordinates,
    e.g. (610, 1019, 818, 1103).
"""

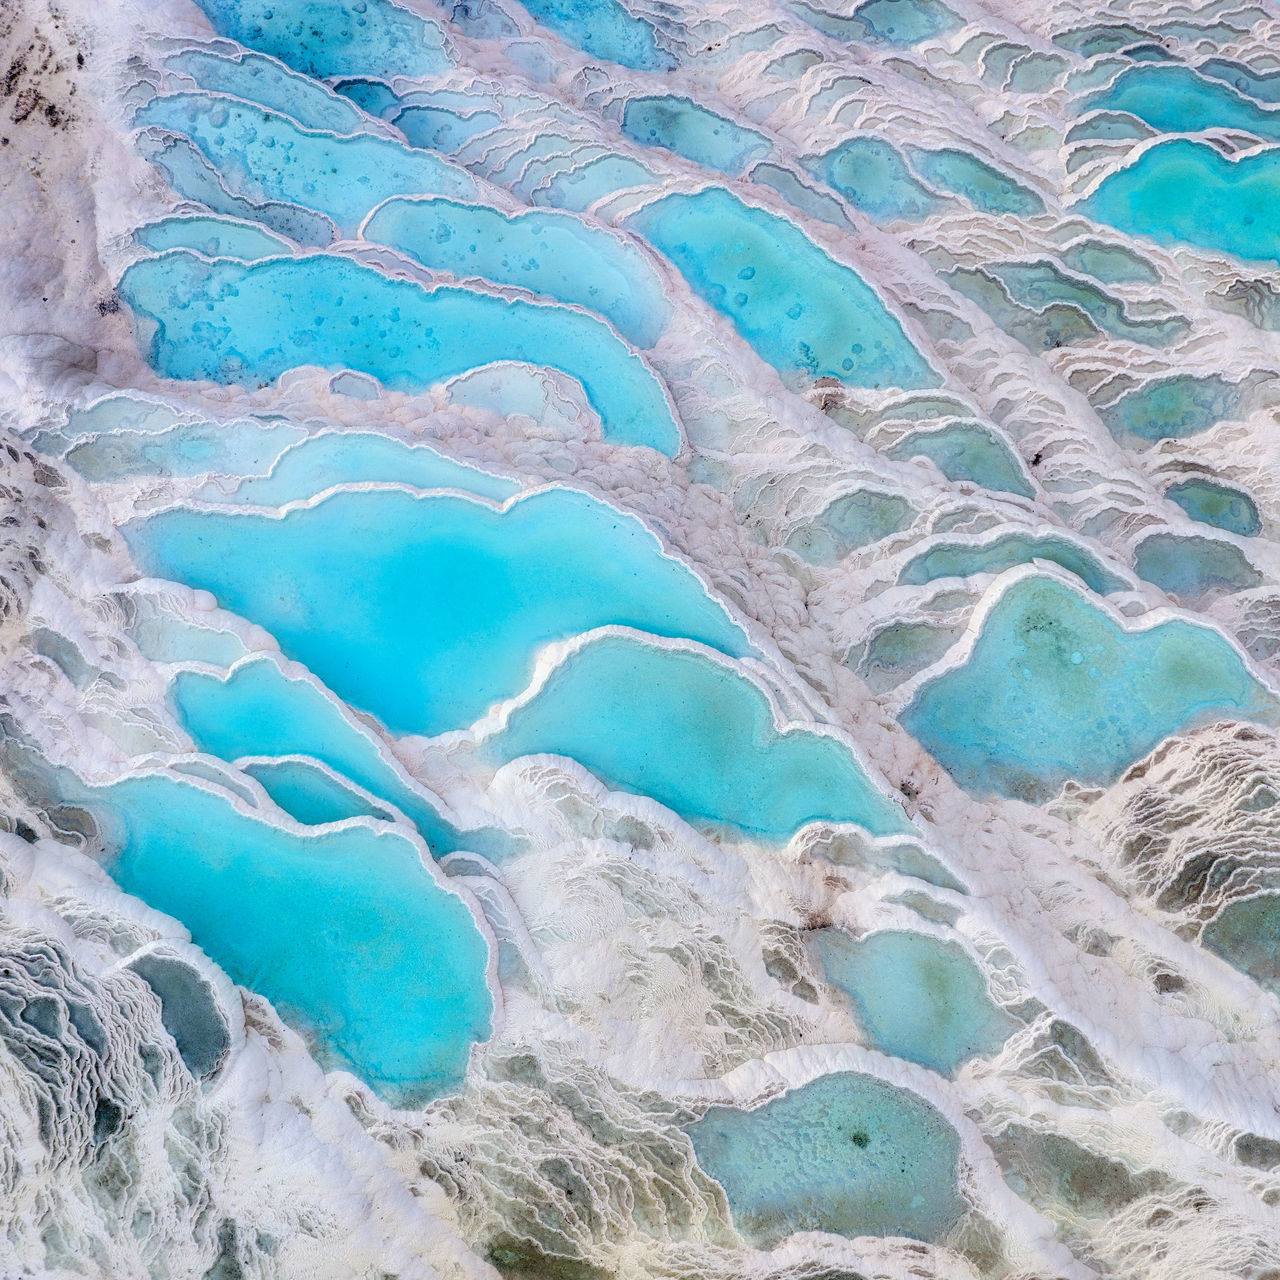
(6, 0, 1280, 1276)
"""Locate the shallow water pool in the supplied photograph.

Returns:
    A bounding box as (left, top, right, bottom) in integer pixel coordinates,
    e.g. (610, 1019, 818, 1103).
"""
(816, 929, 1016, 1074)
(627, 186, 938, 390)
(486, 633, 906, 839)
(83, 772, 491, 1104)
(901, 574, 1277, 800)
(129, 486, 747, 736)
(120, 251, 680, 454)
(686, 1069, 964, 1245)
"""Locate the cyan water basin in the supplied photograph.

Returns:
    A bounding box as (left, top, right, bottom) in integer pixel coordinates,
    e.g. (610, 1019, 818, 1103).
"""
(170, 657, 498, 855)
(135, 94, 476, 235)
(899, 531, 1126, 595)
(686, 1069, 964, 1245)
(80, 771, 491, 1104)
(901, 574, 1277, 800)
(1165, 478, 1261, 537)
(188, 0, 452, 80)
(1083, 64, 1280, 142)
(620, 95, 771, 176)
(510, 0, 674, 71)
(364, 196, 670, 348)
(484, 633, 907, 839)
(128, 486, 747, 736)
(217, 431, 519, 506)
(119, 252, 681, 454)
(816, 929, 1016, 1075)
(627, 186, 938, 390)
(1083, 139, 1280, 264)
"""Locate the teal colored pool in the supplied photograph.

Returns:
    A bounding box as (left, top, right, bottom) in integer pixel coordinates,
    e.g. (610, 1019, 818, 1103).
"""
(129, 487, 748, 737)
(1134, 533, 1262, 601)
(1061, 238, 1160, 285)
(363, 196, 670, 348)
(1083, 139, 1280, 264)
(119, 252, 681, 454)
(485, 634, 906, 839)
(1166, 478, 1261, 537)
(888, 423, 1034, 499)
(907, 147, 1044, 216)
(135, 94, 476, 235)
(64, 417, 304, 485)
(135, 215, 291, 260)
(220, 431, 518, 506)
(786, 490, 914, 565)
(1083, 65, 1280, 142)
(1097, 374, 1244, 445)
(686, 1070, 965, 1245)
(901, 574, 1277, 800)
(165, 48, 369, 135)
(1203, 894, 1280, 996)
(242, 757, 396, 826)
(987, 261, 1187, 346)
(808, 136, 944, 224)
(1200, 57, 1280, 105)
(627, 187, 938, 390)
(171, 658, 493, 855)
(620, 96, 771, 176)
(899, 532, 1126, 595)
(510, 0, 674, 70)
(189, 0, 452, 80)
(816, 929, 1016, 1075)
(138, 134, 336, 247)
(83, 771, 491, 1104)
(789, 0, 961, 46)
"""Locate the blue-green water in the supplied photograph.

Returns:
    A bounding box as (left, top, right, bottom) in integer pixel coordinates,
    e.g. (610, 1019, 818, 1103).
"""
(899, 532, 1126, 595)
(789, 0, 960, 46)
(171, 658, 490, 854)
(135, 94, 476, 235)
(1200, 57, 1280, 105)
(988, 261, 1187, 346)
(510, 0, 674, 70)
(1203, 894, 1280, 995)
(119, 252, 680, 454)
(1083, 65, 1280, 142)
(189, 0, 452, 80)
(808, 136, 944, 224)
(888, 423, 1034, 499)
(129, 487, 748, 736)
(164, 48, 369, 135)
(907, 147, 1044, 216)
(627, 187, 938, 390)
(816, 929, 1016, 1075)
(486, 634, 906, 839)
(138, 134, 336, 247)
(220, 431, 518, 506)
(1083, 139, 1280, 264)
(82, 771, 491, 1104)
(686, 1070, 964, 1245)
(395, 103, 501, 152)
(242, 757, 396, 826)
(620, 96, 771, 176)
(135, 215, 291, 260)
(363, 197, 670, 348)
(901, 574, 1277, 800)
(1134, 533, 1262, 601)
(1097, 374, 1244, 445)
(1166, 478, 1261, 537)
(538, 153, 658, 211)
(1061, 238, 1160, 285)
(786, 490, 914, 565)
(64, 418, 304, 485)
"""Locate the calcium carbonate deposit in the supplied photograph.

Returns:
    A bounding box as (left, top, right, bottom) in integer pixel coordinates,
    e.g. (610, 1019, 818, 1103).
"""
(6, 0, 1280, 1275)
